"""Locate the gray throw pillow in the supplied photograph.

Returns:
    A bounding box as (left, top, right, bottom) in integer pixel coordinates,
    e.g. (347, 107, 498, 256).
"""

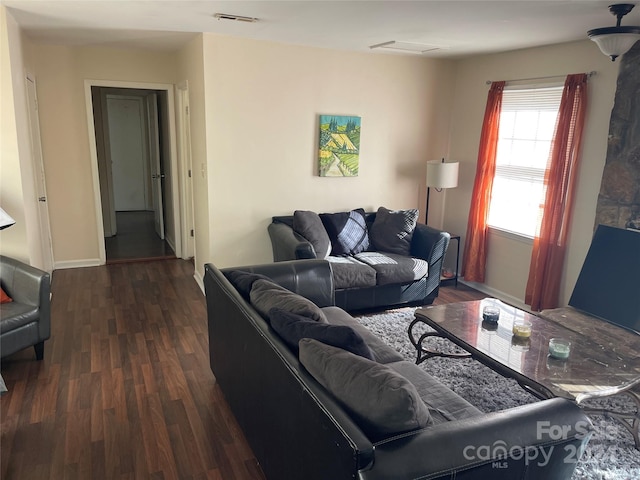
(250, 279, 327, 323)
(293, 210, 331, 258)
(299, 338, 430, 441)
(369, 207, 418, 256)
(269, 308, 374, 359)
(320, 209, 370, 255)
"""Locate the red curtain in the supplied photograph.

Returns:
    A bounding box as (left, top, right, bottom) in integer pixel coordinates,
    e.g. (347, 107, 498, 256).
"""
(525, 74, 588, 311)
(461, 81, 505, 282)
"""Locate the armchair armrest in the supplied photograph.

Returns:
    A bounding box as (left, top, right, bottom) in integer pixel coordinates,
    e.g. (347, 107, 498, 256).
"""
(360, 398, 592, 480)
(268, 222, 316, 261)
(0, 255, 51, 340)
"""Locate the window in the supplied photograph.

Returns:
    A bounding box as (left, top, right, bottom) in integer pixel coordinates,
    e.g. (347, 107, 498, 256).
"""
(487, 86, 563, 237)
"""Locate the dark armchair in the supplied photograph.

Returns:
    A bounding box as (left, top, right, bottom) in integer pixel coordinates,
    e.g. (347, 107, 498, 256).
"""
(0, 255, 51, 360)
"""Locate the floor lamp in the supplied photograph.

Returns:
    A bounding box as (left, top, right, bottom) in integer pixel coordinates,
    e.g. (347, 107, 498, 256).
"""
(425, 159, 459, 225)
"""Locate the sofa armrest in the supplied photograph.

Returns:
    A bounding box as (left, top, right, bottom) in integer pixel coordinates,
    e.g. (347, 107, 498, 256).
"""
(359, 398, 592, 480)
(268, 222, 316, 261)
(410, 224, 450, 264)
(221, 259, 335, 308)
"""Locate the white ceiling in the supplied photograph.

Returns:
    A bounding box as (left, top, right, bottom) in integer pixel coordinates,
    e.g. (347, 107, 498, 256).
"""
(3, 0, 640, 58)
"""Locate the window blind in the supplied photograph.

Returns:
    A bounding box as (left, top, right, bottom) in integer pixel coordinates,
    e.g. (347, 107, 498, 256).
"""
(502, 86, 563, 111)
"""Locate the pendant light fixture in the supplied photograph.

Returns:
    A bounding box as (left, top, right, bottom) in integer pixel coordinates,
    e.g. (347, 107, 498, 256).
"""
(588, 3, 640, 61)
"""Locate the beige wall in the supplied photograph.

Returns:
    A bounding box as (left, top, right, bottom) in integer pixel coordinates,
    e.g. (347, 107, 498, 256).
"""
(0, 7, 26, 260)
(200, 34, 455, 269)
(0, 7, 39, 265)
(446, 40, 619, 307)
(26, 43, 179, 266)
(6, 22, 620, 302)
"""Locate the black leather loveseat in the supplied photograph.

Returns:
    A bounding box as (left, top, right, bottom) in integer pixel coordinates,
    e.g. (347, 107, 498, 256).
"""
(204, 259, 592, 480)
(268, 208, 450, 311)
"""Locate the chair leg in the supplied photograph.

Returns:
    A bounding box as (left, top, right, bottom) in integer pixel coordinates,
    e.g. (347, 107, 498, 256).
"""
(34, 341, 45, 361)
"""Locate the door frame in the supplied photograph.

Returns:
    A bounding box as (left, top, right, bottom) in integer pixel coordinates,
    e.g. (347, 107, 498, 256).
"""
(176, 81, 195, 259)
(84, 79, 181, 264)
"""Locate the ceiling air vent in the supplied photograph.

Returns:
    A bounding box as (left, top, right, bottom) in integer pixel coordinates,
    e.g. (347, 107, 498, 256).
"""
(369, 41, 443, 54)
(213, 13, 259, 23)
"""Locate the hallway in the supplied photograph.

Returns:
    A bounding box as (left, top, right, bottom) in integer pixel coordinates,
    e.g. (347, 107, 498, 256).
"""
(105, 211, 175, 263)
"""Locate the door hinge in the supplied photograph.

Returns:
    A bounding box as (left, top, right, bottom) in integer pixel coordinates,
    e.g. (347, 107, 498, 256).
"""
(188, 169, 192, 178)
(185, 105, 189, 115)
(190, 229, 194, 237)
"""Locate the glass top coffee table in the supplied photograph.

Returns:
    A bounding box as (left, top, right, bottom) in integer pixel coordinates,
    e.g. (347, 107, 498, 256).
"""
(411, 298, 640, 448)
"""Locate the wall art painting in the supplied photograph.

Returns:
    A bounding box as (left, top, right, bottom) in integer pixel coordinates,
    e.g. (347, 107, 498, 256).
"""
(318, 115, 361, 177)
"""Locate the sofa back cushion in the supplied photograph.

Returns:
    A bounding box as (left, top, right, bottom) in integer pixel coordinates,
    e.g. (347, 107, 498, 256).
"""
(299, 338, 430, 441)
(369, 207, 418, 256)
(320, 209, 370, 255)
(250, 279, 328, 323)
(293, 210, 332, 259)
(270, 308, 374, 359)
(224, 270, 271, 299)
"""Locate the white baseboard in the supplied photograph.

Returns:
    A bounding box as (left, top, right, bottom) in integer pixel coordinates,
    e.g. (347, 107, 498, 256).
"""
(54, 258, 102, 270)
(458, 278, 532, 313)
(193, 272, 205, 295)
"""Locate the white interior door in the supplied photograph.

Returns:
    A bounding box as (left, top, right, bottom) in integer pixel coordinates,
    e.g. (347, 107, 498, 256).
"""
(25, 74, 54, 272)
(146, 93, 165, 239)
(106, 96, 149, 211)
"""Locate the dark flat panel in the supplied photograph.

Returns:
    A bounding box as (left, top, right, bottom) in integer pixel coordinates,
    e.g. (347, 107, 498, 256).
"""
(569, 225, 640, 332)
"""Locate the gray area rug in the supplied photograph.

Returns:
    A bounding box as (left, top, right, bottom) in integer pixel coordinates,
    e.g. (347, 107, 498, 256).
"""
(355, 307, 640, 480)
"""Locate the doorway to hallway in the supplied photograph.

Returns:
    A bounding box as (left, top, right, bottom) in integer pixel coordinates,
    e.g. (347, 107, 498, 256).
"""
(91, 85, 176, 263)
(105, 211, 174, 263)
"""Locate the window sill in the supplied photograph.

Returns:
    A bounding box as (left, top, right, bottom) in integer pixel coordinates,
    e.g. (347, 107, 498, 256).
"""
(488, 226, 534, 245)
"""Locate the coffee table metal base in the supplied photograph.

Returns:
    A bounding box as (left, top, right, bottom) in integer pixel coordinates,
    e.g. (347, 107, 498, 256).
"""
(582, 389, 640, 449)
(408, 317, 472, 364)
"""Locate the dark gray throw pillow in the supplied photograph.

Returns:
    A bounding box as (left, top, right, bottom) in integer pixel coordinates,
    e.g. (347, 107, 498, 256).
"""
(250, 279, 327, 323)
(320, 208, 370, 255)
(299, 339, 430, 441)
(293, 210, 331, 258)
(369, 207, 419, 256)
(224, 270, 271, 299)
(269, 308, 374, 359)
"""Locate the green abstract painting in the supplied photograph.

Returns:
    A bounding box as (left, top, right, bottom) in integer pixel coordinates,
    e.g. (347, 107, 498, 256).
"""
(318, 115, 361, 177)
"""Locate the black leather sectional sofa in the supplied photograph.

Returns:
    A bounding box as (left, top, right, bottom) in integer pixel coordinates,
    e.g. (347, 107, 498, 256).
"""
(204, 259, 592, 480)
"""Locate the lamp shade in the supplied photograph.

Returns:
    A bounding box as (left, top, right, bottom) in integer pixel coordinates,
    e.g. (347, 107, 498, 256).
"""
(0, 208, 15, 230)
(426, 161, 459, 189)
(588, 29, 640, 61)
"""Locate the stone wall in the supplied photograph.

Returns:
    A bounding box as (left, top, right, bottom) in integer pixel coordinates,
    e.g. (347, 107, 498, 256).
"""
(595, 41, 640, 230)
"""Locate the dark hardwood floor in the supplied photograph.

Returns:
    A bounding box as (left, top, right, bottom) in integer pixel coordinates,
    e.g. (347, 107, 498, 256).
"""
(105, 211, 175, 264)
(0, 260, 484, 479)
(434, 282, 486, 305)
